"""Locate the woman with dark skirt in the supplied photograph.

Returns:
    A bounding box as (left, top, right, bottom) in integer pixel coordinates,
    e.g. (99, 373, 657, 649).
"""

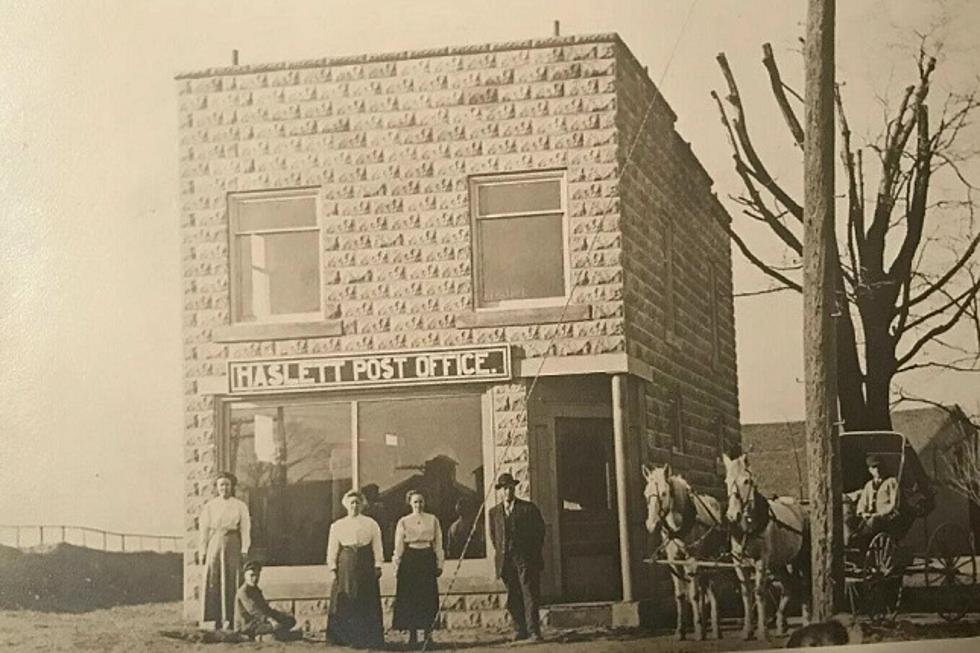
(393, 491, 444, 648)
(198, 472, 251, 629)
(326, 489, 385, 649)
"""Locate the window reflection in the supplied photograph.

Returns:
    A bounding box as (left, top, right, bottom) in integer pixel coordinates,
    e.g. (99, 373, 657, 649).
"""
(358, 395, 486, 561)
(229, 402, 352, 565)
(226, 393, 488, 566)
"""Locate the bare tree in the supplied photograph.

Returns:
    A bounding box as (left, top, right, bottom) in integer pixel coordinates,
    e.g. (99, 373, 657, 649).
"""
(712, 39, 980, 430)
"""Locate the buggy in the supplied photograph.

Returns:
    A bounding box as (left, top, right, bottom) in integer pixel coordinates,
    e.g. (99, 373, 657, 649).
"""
(841, 431, 977, 622)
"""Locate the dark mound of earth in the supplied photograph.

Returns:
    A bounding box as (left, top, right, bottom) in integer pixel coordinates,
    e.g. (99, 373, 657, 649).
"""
(0, 543, 181, 612)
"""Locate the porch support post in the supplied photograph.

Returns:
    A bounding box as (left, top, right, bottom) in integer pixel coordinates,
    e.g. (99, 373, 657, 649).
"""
(611, 373, 633, 601)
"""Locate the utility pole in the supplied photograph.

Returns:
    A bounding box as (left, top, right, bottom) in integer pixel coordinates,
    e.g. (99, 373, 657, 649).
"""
(803, 0, 844, 620)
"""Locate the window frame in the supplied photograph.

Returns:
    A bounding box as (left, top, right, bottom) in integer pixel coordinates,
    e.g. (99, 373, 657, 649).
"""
(469, 170, 571, 311)
(228, 187, 324, 325)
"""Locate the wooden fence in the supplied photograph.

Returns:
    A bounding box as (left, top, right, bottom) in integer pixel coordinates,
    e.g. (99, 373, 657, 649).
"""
(0, 524, 181, 553)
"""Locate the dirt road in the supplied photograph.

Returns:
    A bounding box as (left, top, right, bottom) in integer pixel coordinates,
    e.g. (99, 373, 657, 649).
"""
(1, 603, 979, 653)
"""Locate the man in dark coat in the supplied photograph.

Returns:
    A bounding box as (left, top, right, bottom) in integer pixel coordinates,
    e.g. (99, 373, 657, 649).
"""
(488, 472, 546, 642)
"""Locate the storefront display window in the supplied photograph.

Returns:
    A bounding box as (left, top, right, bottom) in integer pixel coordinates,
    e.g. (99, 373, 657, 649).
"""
(226, 392, 486, 566)
(358, 394, 486, 561)
(229, 401, 352, 565)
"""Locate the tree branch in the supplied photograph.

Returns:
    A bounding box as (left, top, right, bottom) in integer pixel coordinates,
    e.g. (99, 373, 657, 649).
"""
(896, 272, 980, 368)
(711, 89, 804, 254)
(762, 43, 805, 148)
(711, 209, 802, 292)
(906, 227, 980, 309)
(716, 52, 803, 221)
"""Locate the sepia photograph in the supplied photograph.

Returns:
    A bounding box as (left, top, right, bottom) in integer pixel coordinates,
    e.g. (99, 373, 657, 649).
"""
(1, 1, 979, 651)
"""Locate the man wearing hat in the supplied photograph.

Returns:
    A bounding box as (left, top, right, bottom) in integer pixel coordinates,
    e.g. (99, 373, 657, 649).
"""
(234, 561, 300, 641)
(853, 454, 899, 539)
(488, 472, 546, 642)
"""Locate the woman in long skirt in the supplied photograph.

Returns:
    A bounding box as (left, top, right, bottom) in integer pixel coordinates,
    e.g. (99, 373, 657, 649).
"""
(326, 489, 385, 649)
(393, 491, 444, 647)
(199, 472, 251, 629)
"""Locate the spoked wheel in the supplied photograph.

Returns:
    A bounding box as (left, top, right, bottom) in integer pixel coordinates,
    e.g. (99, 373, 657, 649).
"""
(865, 532, 897, 577)
(925, 523, 978, 623)
(861, 533, 903, 623)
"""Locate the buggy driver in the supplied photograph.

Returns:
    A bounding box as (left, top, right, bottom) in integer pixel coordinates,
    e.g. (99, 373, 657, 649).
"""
(848, 454, 899, 539)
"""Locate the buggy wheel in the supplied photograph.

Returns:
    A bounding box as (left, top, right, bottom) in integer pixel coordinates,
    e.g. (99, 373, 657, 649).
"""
(864, 532, 897, 577)
(862, 533, 902, 623)
(925, 523, 977, 623)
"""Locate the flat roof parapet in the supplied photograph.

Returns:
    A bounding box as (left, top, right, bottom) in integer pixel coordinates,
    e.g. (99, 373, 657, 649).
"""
(175, 32, 623, 80)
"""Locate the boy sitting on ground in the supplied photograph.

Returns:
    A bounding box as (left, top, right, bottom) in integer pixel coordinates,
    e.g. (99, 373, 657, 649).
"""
(235, 561, 300, 641)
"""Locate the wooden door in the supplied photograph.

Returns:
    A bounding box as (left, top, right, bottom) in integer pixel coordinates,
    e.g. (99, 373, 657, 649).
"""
(555, 417, 621, 602)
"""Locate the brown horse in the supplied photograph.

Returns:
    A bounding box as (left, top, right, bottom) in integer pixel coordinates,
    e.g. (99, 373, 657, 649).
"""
(643, 464, 726, 640)
(723, 453, 811, 641)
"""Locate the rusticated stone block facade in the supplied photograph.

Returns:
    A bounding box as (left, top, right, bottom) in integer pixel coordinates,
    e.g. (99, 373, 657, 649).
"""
(177, 32, 738, 621)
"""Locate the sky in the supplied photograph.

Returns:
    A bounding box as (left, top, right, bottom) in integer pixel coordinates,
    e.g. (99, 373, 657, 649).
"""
(1, 1, 978, 536)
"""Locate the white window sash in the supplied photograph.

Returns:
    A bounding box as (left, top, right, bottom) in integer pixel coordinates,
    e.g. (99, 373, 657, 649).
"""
(470, 171, 570, 309)
(229, 188, 323, 324)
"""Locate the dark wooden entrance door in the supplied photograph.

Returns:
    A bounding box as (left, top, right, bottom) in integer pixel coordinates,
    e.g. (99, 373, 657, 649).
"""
(555, 417, 621, 602)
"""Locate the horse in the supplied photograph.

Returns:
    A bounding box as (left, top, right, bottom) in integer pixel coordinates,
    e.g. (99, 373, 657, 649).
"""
(722, 453, 810, 641)
(643, 463, 726, 640)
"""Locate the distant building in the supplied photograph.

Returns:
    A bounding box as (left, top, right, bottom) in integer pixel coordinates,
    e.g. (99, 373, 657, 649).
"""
(742, 406, 980, 554)
(176, 33, 739, 626)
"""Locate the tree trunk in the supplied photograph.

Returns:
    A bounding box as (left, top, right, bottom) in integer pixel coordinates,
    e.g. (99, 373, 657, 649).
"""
(861, 300, 896, 430)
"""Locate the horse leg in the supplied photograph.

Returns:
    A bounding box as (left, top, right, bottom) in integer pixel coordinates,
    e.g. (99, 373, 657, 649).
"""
(672, 574, 687, 640)
(736, 568, 753, 640)
(689, 570, 704, 641)
(754, 565, 768, 641)
(775, 579, 790, 636)
(707, 579, 720, 640)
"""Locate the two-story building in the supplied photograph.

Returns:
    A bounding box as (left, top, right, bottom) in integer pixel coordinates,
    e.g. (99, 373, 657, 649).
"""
(177, 32, 740, 630)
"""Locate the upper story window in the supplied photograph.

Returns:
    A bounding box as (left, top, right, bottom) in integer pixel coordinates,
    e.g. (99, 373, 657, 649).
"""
(470, 171, 568, 309)
(229, 189, 321, 323)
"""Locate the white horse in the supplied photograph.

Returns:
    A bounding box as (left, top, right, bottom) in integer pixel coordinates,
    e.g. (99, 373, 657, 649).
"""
(643, 464, 726, 640)
(723, 453, 810, 640)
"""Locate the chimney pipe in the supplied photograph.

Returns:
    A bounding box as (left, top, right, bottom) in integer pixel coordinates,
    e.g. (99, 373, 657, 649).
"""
(553, 20, 560, 37)
(232, 49, 239, 66)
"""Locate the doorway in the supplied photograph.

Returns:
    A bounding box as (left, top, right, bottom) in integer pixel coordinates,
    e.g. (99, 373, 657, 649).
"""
(555, 417, 621, 602)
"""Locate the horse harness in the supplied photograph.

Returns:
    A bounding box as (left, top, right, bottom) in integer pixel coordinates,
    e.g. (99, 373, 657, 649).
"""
(653, 486, 725, 578)
(731, 486, 805, 550)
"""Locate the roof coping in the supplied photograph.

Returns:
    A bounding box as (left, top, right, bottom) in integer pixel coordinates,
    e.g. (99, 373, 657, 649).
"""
(175, 32, 623, 80)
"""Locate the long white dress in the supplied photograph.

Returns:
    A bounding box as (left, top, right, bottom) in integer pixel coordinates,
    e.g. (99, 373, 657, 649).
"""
(199, 496, 251, 627)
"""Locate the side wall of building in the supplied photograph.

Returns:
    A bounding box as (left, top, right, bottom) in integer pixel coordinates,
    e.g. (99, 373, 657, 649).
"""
(615, 45, 741, 494)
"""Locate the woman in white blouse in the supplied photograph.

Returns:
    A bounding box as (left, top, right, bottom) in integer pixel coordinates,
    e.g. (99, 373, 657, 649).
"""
(198, 472, 251, 629)
(393, 491, 444, 647)
(325, 489, 385, 649)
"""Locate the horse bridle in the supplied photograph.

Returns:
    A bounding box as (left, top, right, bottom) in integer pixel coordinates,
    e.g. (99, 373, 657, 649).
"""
(646, 476, 685, 539)
(727, 471, 760, 535)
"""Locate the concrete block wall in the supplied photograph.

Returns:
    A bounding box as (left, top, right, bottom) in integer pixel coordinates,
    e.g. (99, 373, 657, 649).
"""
(614, 45, 740, 494)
